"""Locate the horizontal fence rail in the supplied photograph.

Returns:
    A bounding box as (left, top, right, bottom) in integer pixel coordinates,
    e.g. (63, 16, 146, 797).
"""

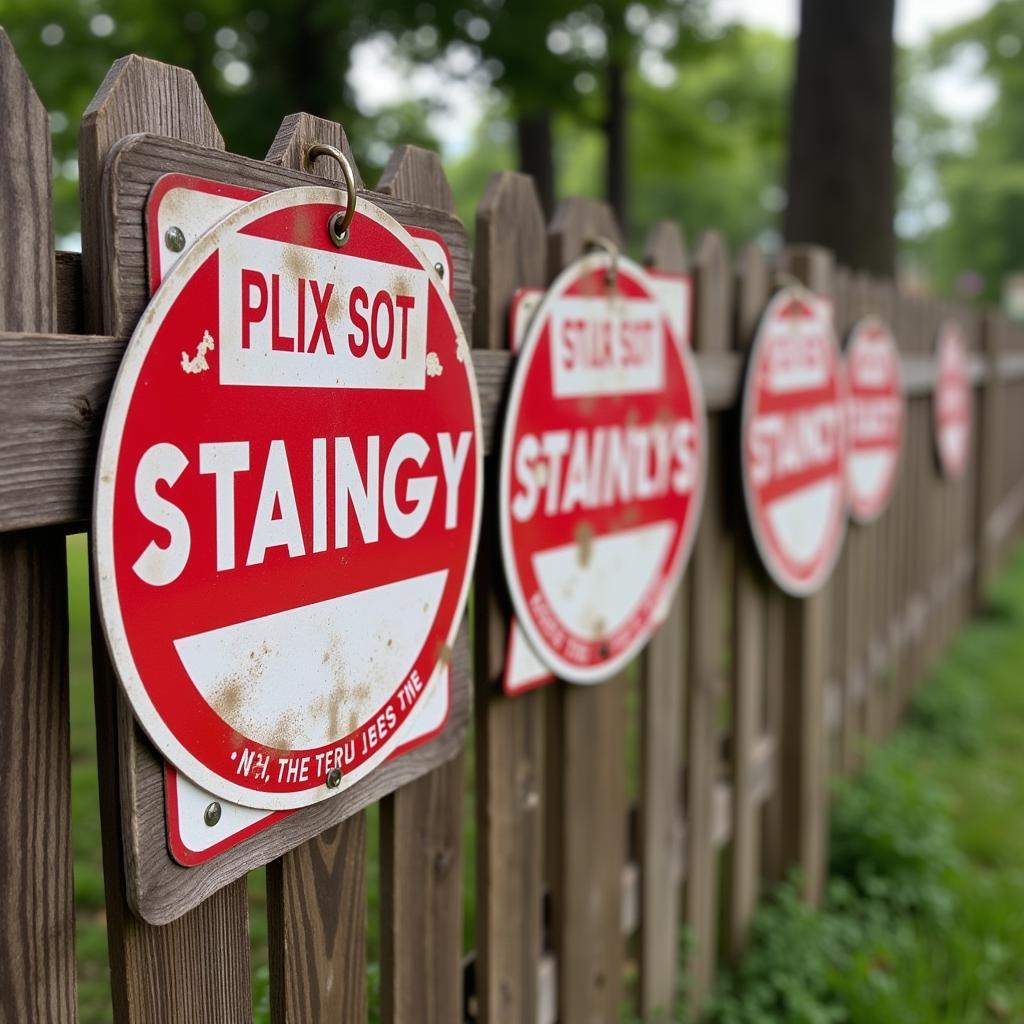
(2, 34, 1024, 1024)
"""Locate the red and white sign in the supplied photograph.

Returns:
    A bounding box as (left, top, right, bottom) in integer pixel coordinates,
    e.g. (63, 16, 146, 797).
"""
(166, 665, 451, 864)
(142, 175, 459, 857)
(844, 316, 904, 523)
(933, 321, 972, 479)
(499, 253, 706, 684)
(94, 184, 482, 810)
(741, 288, 846, 596)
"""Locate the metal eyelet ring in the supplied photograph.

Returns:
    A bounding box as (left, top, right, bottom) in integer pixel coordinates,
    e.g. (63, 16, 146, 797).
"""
(305, 143, 358, 247)
(586, 234, 619, 290)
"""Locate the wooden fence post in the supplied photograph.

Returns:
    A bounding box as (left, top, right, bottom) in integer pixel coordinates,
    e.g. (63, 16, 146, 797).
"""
(973, 309, 1004, 609)
(0, 30, 76, 1024)
(472, 171, 548, 1024)
(684, 232, 732, 1012)
(377, 145, 467, 1024)
(637, 220, 689, 1019)
(775, 244, 834, 906)
(263, 112, 368, 1024)
(78, 55, 252, 1023)
(545, 198, 628, 1024)
(728, 240, 772, 961)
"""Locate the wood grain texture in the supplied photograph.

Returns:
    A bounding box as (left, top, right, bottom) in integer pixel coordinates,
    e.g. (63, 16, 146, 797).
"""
(0, 333, 124, 531)
(0, 533, 75, 1024)
(267, 816, 367, 1023)
(265, 112, 365, 188)
(546, 197, 628, 1024)
(379, 754, 464, 1024)
(262, 114, 368, 1024)
(637, 219, 688, 1019)
(0, 31, 76, 1024)
(472, 170, 548, 1024)
(376, 145, 466, 1024)
(78, 55, 252, 1021)
(638, 589, 685, 1017)
(91, 119, 471, 925)
(684, 231, 731, 1011)
(775, 245, 834, 905)
(727, 240, 771, 962)
(79, 56, 223, 336)
(0, 34, 54, 334)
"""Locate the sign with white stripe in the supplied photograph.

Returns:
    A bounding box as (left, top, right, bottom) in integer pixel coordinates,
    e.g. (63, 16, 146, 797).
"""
(94, 184, 482, 810)
(741, 288, 846, 596)
(933, 321, 972, 480)
(844, 316, 904, 523)
(499, 253, 706, 684)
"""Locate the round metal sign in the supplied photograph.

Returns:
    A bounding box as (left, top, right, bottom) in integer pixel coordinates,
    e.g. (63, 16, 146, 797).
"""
(933, 320, 972, 480)
(499, 252, 707, 684)
(94, 186, 483, 809)
(741, 287, 847, 596)
(844, 316, 904, 523)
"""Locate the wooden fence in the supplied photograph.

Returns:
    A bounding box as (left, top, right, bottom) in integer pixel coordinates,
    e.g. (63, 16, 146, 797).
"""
(2, 36, 1024, 1024)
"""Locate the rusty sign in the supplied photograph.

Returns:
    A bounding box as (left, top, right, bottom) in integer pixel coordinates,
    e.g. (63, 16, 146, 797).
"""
(94, 181, 483, 811)
(499, 251, 706, 684)
(844, 316, 905, 523)
(741, 288, 847, 596)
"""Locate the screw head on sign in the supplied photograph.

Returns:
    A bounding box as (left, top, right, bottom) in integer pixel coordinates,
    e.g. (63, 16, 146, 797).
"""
(203, 801, 222, 827)
(326, 767, 342, 789)
(434, 261, 445, 280)
(165, 226, 186, 253)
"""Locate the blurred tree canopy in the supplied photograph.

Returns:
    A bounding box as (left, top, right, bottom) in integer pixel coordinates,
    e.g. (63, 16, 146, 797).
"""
(444, 24, 788, 250)
(0, 0, 439, 238)
(0, 0, 715, 242)
(1, 0, 1019, 301)
(922, 0, 1024, 303)
(384, 0, 711, 228)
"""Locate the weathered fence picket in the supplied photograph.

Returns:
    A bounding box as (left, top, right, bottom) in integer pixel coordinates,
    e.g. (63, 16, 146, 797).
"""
(0, 36, 76, 1024)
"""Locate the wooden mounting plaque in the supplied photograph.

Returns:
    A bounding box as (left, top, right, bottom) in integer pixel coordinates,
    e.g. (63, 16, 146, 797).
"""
(99, 132, 473, 925)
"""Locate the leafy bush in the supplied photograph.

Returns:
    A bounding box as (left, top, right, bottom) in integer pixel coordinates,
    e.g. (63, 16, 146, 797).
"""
(907, 664, 988, 755)
(828, 744, 959, 918)
(711, 880, 848, 1024)
(710, 742, 961, 1024)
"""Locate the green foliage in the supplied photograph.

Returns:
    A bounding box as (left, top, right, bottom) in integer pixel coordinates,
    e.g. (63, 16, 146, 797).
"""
(252, 963, 270, 1024)
(828, 744, 959, 918)
(711, 741, 960, 1024)
(910, 0, 1024, 302)
(448, 24, 791, 252)
(0, 0, 440, 238)
(906, 660, 988, 755)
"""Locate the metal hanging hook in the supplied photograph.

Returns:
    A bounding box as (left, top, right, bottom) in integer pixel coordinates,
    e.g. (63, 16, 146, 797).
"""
(305, 143, 358, 247)
(586, 234, 620, 290)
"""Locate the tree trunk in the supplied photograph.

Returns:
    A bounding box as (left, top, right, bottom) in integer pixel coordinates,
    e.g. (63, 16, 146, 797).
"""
(605, 57, 629, 239)
(784, 0, 896, 275)
(517, 113, 555, 218)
